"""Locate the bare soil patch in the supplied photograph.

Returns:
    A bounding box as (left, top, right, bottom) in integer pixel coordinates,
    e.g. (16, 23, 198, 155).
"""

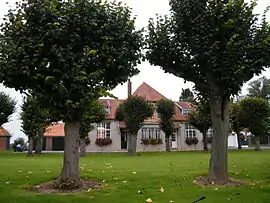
(194, 176, 246, 187)
(28, 178, 103, 194)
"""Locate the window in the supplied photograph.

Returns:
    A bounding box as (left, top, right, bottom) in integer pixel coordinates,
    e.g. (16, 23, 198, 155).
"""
(141, 127, 161, 139)
(207, 128, 213, 137)
(97, 122, 110, 138)
(105, 106, 110, 114)
(185, 124, 196, 138)
(182, 109, 190, 115)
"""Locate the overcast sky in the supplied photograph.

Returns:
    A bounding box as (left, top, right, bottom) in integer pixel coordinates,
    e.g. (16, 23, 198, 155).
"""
(0, 0, 270, 141)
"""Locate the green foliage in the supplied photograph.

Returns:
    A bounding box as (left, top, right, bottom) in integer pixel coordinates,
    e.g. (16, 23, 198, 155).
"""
(238, 97, 270, 138)
(147, 0, 270, 96)
(11, 137, 25, 149)
(115, 96, 154, 135)
(188, 100, 211, 135)
(248, 77, 270, 100)
(179, 88, 195, 103)
(79, 100, 106, 139)
(230, 102, 241, 133)
(156, 99, 175, 138)
(20, 94, 52, 138)
(0, 0, 144, 122)
(0, 92, 16, 126)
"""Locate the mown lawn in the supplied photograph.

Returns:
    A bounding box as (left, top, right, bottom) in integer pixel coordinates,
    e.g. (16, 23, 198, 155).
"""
(0, 150, 270, 203)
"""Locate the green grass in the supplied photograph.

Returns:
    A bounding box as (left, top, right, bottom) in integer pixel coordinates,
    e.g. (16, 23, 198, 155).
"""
(0, 151, 270, 203)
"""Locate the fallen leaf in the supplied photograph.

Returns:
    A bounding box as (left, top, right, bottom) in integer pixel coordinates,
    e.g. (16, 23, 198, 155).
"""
(145, 198, 153, 203)
(214, 188, 218, 191)
(169, 201, 174, 203)
(88, 169, 92, 171)
(138, 190, 142, 194)
(159, 187, 164, 192)
(5, 181, 10, 184)
(133, 171, 137, 174)
(28, 171, 32, 174)
(102, 180, 106, 183)
(122, 181, 127, 183)
(18, 170, 22, 173)
(87, 188, 93, 192)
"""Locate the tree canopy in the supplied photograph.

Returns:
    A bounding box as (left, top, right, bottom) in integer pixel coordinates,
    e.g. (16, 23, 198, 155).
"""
(156, 99, 175, 151)
(147, 0, 270, 183)
(0, 92, 16, 126)
(115, 96, 153, 155)
(247, 77, 270, 100)
(179, 88, 195, 103)
(0, 0, 143, 122)
(20, 94, 52, 139)
(188, 100, 211, 151)
(80, 100, 106, 138)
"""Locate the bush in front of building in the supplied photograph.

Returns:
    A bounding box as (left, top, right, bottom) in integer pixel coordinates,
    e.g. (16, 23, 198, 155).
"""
(95, 138, 112, 147)
(141, 138, 163, 145)
(185, 137, 199, 146)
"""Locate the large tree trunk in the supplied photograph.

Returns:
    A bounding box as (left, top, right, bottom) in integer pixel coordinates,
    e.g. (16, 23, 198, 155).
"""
(202, 132, 208, 151)
(165, 135, 171, 152)
(128, 134, 137, 156)
(80, 137, 86, 157)
(254, 136, 261, 151)
(55, 121, 80, 189)
(34, 134, 43, 155)
(208, 95, 230, 184)
(27, 136, 33, 157)
(236, 132, 242, 150)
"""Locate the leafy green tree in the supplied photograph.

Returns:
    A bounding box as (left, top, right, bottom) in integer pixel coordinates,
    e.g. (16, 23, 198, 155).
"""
(20, 94, 52, 156)
(0, 0, 143, 188)
(156, 99, 175, 152)
(12, 137, 25, 150)
(0, 92, 16, 126)
(179, 88, 195, 103)
(79, 100, 106, 156)
(147, 0, 270, 183)
(230, 102, 242, 150)
(115, 96, 154, 156)
(238, 97, 270, 151)
(248, 77, 270, 100)
(188, 100, 211, 151)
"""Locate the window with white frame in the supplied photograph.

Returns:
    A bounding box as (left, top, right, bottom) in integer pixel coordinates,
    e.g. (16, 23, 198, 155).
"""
(207, 128, 213, 137)
(105, 106, 110, 114)
(182, 109, 190, 115)
(141, 127, 161, 139)
(97, 122, 111, 138)
(185, 124, 196, 138)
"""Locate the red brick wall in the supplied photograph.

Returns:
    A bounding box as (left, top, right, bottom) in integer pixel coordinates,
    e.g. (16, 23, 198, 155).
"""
(46, 137, 52, 151)
(0, 137, 6, 150)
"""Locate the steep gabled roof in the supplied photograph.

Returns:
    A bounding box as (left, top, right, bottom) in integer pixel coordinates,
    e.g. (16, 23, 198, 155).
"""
(132, 82, 166, 101)
(0, 127, 11, 137)
(177, 102, 194, 110)
(99, 99, 125, 120)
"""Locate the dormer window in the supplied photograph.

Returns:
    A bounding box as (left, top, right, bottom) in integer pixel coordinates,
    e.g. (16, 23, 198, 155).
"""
(182, 109, 190, 115)
(105, 106, 111, 114)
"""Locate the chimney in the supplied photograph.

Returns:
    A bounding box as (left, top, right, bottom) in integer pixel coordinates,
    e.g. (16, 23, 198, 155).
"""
(128, 80, 132, 97)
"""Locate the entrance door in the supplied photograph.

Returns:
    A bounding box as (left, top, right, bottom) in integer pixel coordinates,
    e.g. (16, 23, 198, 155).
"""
(121, 131, 128, 149)
(171, 132, 177, 149)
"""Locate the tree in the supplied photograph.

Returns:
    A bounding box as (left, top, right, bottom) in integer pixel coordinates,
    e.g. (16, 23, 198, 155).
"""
(79, 100, 106, 156)
(20, 94, 52, 156)
(248, 77, 270, 100)
(115, 96, 154, 155)
(238, 97, 270, 151)
(12, 137, 25, 150)
(230, 102, 242, 150)
(147, 0, 270, 183)
(0, 0, 143, 188)
(0, 92, 16, 126)
(156, 99, 175, 152)
(179, 88, 195, 103)
(188, 100, 211, 151)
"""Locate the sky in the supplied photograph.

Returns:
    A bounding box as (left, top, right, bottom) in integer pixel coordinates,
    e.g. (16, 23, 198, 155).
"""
(0, 0, 270, 141)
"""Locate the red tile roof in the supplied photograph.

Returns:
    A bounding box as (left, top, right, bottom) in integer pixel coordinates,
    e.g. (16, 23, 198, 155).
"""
(177, 102, 195, 110)
(99, 99, 125, 120)
(0, 127, 11, 137)
(132, 82, 166, 101)
(44, 123, 64, 137)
